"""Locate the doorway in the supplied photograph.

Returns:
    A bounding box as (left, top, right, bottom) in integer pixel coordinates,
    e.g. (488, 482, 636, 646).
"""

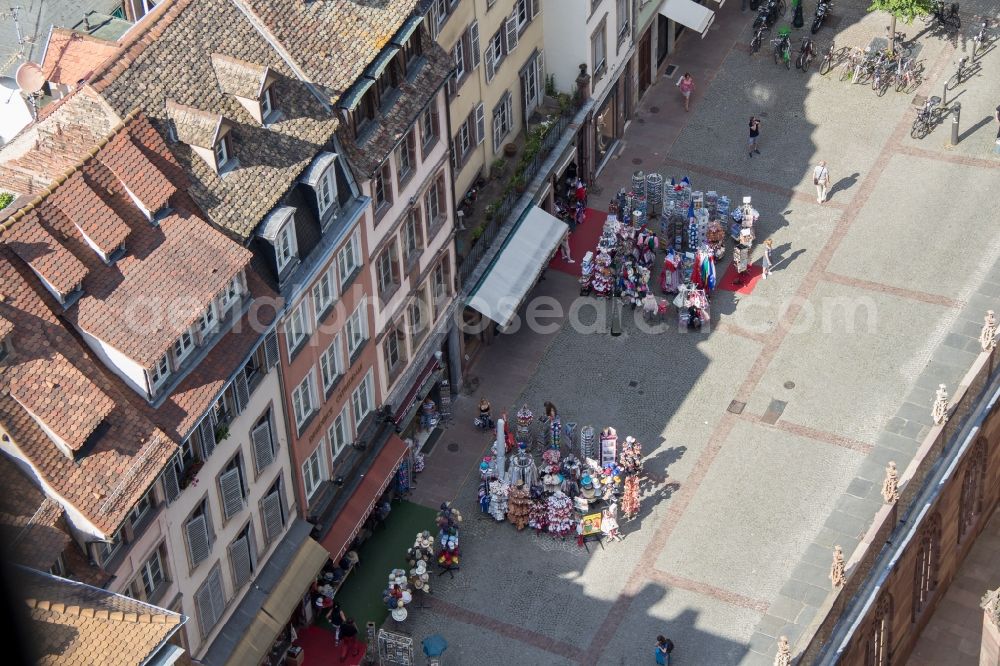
(639, 29, 652, 96)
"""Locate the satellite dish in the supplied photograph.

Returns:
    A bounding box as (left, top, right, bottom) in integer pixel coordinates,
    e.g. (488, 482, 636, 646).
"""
(15, 62, 45, 95)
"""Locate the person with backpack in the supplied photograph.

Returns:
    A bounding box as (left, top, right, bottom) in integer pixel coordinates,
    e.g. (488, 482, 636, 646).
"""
(655, 635, 675, 664)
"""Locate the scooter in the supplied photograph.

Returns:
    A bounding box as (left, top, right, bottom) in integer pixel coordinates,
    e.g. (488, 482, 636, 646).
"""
(474, 414, 494, 431)
(811, 0, 832, 34)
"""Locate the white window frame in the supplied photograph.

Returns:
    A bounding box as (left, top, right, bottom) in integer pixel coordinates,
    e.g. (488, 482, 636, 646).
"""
(328, 405, 351, 459)
(291, 372, 315, 429)
(516, 0, 529, 30)
(275, 223, 297, 272)
(138, 547, 165, 598)
(198, 302, 218, 337)
(302, 442, 326, 500)
(395, 129, 416, 182)
(592, 20, 607, 75)
(219, 275, 242, 313)
(312, 267, 337, 320)
(150, 353, 171, 389)
(351, 370, 374, 424)
(426, 175, 444, 226)
(376, 243, 399, 297)
(420, 107, 438, 148)
(319, 335, 344, 392)
(346, 299, 368, 357)
(284, 300, 309, 356)
(337, 229, 362, 284)
(261, 86, 274, 119)
(214, 135, 230, 167)
(474, 103, 485, 145)
(317, 166, 337, 215)
(616, 0, 630, 41)
(172, 328, 195, 365)
(458, 122, 471, 157)
(453, 40, 466, 80)
(492, 93, 513, 152)
(129, 489, 155, 528)
(404, 209, 423, 259)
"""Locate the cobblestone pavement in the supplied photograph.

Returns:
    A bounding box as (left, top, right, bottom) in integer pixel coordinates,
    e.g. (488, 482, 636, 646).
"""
(400, 0, 1000, 663)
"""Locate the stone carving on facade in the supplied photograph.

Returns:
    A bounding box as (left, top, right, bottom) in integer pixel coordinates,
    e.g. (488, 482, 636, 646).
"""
(932, 384, 949, 425)
(774, 635, 791, 666)
(881, 461, 899, 503)
(830, 545, 846, 589)
(982, 310, 998, 352)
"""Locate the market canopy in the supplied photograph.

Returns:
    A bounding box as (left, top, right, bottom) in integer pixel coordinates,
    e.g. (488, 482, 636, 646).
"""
(320, 434, 408, 562)
(466, 205, 567, 329)
(658, 0, 715, 38)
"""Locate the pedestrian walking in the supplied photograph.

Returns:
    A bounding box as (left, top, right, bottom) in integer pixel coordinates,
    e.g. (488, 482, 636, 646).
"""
(748, 116, 761, 157)
(560, 229, 575, 263)
(678, 73, 695, 112)
(761, 238, 773, 279)
(813, 160, 831, 203)
(655, 635, 675, 665)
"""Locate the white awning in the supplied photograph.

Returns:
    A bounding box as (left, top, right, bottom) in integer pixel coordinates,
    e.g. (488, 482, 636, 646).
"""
(466, 206, 567, 329)
(659, 0, 715, 38)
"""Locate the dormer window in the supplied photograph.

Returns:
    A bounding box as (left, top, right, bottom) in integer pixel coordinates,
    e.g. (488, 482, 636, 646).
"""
(198, 303, 218, 337)
(165, 99, 235, 175)
(219, 274, 243, 313)
(210, 53, 279, 125)
(257, 206, 299, 276)
(275, 223, 296, 272)
(261, 86, 274, 119)
(172, 329, 195, 365)
(301, 152, 341, 224)
(150, 354, 171, 389)
(214, 135, 231, 168)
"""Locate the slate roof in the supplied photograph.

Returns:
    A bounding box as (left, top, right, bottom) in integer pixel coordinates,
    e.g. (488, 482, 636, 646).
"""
(211, 53, 270, 99)
(0, 252, 178, 536)
(40, 28, 121, 86)
(338, 28, 453, 176)
(0, 454, 71, 572)
(88, 0, 340, 241)
(19, 567, 182, 666)
(236, 0, 421, 101)
(165, 99, 224, 149)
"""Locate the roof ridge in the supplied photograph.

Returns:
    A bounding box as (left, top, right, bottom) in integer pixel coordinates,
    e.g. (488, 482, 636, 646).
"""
(0, 107, 143, 236)
(89, 0, 199, 93)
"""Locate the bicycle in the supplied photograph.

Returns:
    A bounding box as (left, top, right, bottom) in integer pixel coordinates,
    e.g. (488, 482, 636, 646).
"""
(894, 57, 922, 93)
(925, 0, 961, 31)
(773, 31, 792, 69)
(796, 37, 816, 71)
(750, 25, 770, 54)
(911, 96, 943, 139)
(885, 29, 912, 57)
(871, 59, 890, 96)
(852, 48, 875, 85)
(819, 40, 841, 75)
(840, 47, 864, 81)
(946, 56, 969, 90)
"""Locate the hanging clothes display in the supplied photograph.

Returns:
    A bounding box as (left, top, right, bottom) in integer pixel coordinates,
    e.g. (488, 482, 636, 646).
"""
(507, 481, 531, 530)
(487, 480, 509, 522)
(621, 475, 640, 520)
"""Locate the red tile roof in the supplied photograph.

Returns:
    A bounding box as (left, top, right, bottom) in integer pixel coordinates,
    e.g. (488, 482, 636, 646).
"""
(52, 175, 131, 255)
(98, 133, 178, 214)
(0, 254, 178, 535)
(0, 454, 71, 572)
(10, 354, 115, 452)
(41, 28, 122, 87)
(4, 216, 90, 296)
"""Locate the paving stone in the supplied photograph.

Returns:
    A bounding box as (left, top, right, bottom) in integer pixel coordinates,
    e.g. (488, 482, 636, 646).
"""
(844, 476, 874, 499)
(836, 493, 879, 521)
(783, 578, 833, 607)
(768, 595, 805, 624)
(894, 401, 934, 425)
(878, 432, 921, 454)
(824, 510, 871, 540)
(789, 560, 829, 588)
(755, 614, 788, 639)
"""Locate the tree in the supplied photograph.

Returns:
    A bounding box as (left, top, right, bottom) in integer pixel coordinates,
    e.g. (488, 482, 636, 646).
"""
(868, 0, 934, 53)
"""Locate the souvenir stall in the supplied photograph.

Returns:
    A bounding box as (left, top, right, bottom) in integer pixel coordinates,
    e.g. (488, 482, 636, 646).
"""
(674, 283, 710, 330)
(395, 438, 426, 496)
(476, 411, 646, 546)
(730, 197, 759, 287)
(436, 503, 462, 576)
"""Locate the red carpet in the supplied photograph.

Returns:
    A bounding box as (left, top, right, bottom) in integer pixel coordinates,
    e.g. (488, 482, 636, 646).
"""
(548, 208, 608, 275)
(295, 625, 366, 666)
(717, 262, 764, 294)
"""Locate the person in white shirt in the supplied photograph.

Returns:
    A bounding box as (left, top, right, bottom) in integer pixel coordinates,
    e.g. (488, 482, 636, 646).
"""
(813, 161, 831, 203)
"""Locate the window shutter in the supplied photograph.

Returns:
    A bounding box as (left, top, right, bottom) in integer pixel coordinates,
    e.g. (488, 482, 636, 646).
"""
(537, 50, 545, 87)
(196, 566, 226, 637)
(228, 536, 252, 590)
(234, 372, 250, 414)
(162, 458, 181, 504)
(263, 330, 279, 369)
(530, 0, 538, 18)
(506, 14, 519, 53)
(185, 515, 211, 567)
(485, 44, 495, 83)
(428, 2, 440, 39)
(199, 417, 217, 460)
(252, 420, 275, 473)
(470, 21, 481, 69)
(446, 76, 456, 99)
(219, 468, 245, 520)
(261, 491, 284, 543)
(474, 103, 485, 145)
